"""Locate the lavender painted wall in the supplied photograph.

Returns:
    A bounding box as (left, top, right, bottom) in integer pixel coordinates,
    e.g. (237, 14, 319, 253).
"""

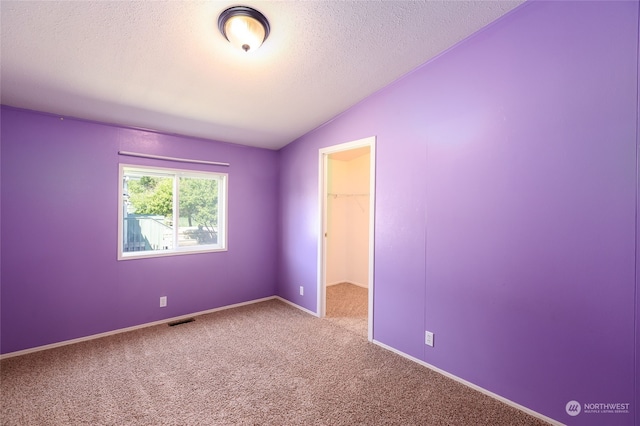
(278, 1, 639, 425)
(1, 107, 279, 354)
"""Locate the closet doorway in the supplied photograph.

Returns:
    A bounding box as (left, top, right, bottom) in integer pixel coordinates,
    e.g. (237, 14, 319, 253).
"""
(318, 137, 375, 341)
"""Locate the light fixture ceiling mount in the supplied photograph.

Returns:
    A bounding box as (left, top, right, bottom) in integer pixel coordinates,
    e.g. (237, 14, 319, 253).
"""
(218, 6, 270, 53)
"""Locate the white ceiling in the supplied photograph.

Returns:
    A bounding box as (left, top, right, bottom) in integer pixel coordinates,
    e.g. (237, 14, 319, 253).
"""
(0, 1, 524, 150)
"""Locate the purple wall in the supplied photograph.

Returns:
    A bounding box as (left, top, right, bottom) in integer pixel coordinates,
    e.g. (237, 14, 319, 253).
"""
(1, 107, 279, 354)
(278, 1, 639, 425)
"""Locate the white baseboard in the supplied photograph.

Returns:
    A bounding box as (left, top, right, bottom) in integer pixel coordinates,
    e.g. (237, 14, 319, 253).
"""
(274, 296, 319, 317)
(327, 281, 368, 289)
(372, 340, 563, 426)
(0, 296, 278, 360)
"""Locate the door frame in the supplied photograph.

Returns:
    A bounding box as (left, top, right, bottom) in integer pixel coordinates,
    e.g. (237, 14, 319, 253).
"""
(317, 136, 376, 341)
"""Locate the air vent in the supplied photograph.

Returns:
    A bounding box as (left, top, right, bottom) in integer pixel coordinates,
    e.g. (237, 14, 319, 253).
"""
(168, 318, 195, 327)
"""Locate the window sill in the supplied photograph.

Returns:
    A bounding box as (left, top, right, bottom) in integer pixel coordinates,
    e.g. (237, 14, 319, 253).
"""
(118, 246, 227, 261)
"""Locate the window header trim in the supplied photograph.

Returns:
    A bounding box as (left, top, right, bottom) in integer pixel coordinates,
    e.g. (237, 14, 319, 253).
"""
(118, 151, 230, 167)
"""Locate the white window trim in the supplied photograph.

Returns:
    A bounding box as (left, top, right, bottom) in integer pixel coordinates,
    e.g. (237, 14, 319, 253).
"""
(118, 163, 228, 260)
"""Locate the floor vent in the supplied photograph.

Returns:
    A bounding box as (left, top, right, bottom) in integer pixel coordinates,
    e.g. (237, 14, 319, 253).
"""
(168, 318, 195, 327)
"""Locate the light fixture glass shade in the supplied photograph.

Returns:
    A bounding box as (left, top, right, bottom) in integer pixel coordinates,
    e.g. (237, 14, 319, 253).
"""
(224, 15, 265, 52)
(218, 6, 270, 53)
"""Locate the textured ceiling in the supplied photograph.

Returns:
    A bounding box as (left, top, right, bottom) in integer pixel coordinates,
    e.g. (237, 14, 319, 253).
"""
(0, 1, 525, 150)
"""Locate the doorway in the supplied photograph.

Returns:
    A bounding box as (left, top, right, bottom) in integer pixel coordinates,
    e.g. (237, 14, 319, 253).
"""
(318, 137, 375, 341)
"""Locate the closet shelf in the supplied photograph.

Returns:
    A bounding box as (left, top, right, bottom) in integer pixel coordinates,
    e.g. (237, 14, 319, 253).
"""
(327, 193, 369, 198)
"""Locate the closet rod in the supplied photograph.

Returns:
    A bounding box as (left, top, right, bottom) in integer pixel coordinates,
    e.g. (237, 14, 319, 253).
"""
(118, 151, 230, 167)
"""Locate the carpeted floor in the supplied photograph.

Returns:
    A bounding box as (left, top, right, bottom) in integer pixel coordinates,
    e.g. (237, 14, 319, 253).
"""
(325, 282, 368, 336)
(1, 295, 549, 425)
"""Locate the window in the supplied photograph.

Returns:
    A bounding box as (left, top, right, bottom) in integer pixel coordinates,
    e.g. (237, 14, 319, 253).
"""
(118, 164, 227, 259)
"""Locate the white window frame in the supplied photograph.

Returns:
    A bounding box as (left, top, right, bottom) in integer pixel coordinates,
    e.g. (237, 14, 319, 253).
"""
(118, 163, 228, 260)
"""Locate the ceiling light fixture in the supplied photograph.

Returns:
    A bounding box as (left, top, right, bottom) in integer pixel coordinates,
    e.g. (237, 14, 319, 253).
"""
(218, 6, 270, 53)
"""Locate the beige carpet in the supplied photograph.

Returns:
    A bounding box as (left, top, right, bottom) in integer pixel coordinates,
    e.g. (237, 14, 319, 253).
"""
(1, 298, 548, 425)
(325, 282, 368, 336)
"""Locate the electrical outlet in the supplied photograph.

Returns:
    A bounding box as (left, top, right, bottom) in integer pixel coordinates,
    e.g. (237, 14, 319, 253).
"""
(425, 331, 434, 347)
(160, 296, 167, 307)
(299, 286, 304, 296)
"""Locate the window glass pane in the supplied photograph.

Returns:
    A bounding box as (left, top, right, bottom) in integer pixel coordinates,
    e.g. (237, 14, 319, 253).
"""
(123, 173, 174, 252)
(178, 176, 219, 247)
(119, 164, 226, 259)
